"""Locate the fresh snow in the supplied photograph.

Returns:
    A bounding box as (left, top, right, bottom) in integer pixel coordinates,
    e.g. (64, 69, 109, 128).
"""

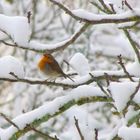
(109, 82, 138, 112)
(69, 53, 90, 76)
(28, 39, 70, 50)
(118, 126, 140, 140)
(0, 14, 30, 46)
(0, 56, 24, 79)
(126, 61, 140, 77)
(0, 85, 104, 140)
(72, 9, 140, 21)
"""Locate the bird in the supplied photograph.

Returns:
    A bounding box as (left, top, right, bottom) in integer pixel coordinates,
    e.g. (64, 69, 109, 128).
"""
(38, 53, 74, 82)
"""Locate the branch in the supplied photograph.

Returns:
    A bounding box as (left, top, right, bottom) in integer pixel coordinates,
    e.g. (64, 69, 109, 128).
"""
(90, 1, 107, 13)
(27, 11, 32, 23)
(5, 94, 111, 139)
(74, 116, 84, 140)
(89, 73, 109, 97)
(49, 22, 90, 53)
(104, 73, 111, 86)
(108, 5, 115, 14)
(124, 0, 133, 11)
(0, 23, 89, 53)
(98, 0, 112, 13)
(123, 29, 140, 63)
(6, 73, 77, 88)
(49, 0, 81, 20)
(128, 112, 140, 126)
(28, 125, 58, 140)
(123, 80, 140, 116)
(95, 128, 98, 140)
(49, 0, 140, 24)
(95, 0, 140, 63)
(0, 71, 136, 88)
(117, 55, 134, 82)
(0, 113, 19, 130)
(1, 1, 140, 54)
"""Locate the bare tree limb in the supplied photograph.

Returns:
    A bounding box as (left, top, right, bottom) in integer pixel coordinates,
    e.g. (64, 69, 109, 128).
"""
(0, 72, 135, 88)
(27, 11, 32, 23)
(0, 23, 89, 53)
(124, 0, 133, 11)
(96, 0, 140, 63)
(90, 1, 107, 13)
(74, 116, 84, 140)
(95, 128, 98, 140)
(1, 1, 140, 54)
(28, 125, 59, 140)
(123, 29, 140, 63)
(104, 73, 111, 86)
(49, 0, 140, 24)
(118, 55, 134, 82)
(98, 0, 112, 13)
(123, 80, 140, 116)
(0, 113, 19, 130)
(49, 0, 80, 20)
(89, 73, 109, 97)
(9, 95, 111, 139)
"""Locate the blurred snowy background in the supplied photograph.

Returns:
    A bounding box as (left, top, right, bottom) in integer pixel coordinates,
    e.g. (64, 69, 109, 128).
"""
(0, 0, 140, 140)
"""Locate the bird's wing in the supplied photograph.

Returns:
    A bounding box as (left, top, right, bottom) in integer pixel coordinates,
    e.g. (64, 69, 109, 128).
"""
(49, 60, 74, 82)
(49, 60, 65, 75)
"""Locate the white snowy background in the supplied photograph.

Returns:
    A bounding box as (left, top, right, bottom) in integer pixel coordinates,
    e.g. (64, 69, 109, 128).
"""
(0, 0, 140, 140)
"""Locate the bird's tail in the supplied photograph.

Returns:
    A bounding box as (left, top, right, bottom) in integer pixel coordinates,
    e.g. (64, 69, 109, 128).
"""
(64, 73, 74, 82)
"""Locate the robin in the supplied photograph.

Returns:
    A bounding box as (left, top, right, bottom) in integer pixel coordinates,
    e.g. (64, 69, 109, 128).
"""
(38, 53, 74, 82)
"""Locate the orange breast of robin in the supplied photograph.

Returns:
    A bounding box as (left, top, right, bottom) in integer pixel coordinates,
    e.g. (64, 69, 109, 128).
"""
(38, 57, 49, 71)
(38, 60, 46, 71)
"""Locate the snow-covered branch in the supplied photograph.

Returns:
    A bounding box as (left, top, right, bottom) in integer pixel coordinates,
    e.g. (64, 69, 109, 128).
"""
(0, 86, 110, 140)
(0, 70, 136, 88)
(0, 21, 89, 53)
(1, 1, 140, 54)
(49, 0, 140, 24)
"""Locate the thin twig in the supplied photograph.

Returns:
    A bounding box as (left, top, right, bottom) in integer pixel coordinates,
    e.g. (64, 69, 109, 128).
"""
(27, 11, 32, 23)
(0, 113, 19, 130)
(9, 96, 111, 139)
(96, 0, 140, 63)
(63, 60, 70, 66)
(118, 55, 134, 82)
(130, 80, 140, 102)
(109, 4, 116, 14)
(49, 0, 140, 24)
(0, 40, 16, 46)
(0, 23, 89, 53)
(9, 72, 19, 79)
(49, 0, 80, 20)
(0, 72, 136, 88)
(123, 29, 140, 63)
(98, 0, 112, 13)
(90, 1, 107, 13)
(28, 125, 58, 140)
(63, 60, 75, 70)
(125, 0, 133, 11)
(123, 80, 140, 116)
(74, 116, 84, 140)
(1, 1, 140, 54)
(89, 73, 109, 97)
(95, 128, 98, 140)
(104, 73, 110, 86)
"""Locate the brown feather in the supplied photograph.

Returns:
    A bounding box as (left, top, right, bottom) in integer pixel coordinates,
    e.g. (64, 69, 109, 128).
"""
(41, 53, 74, 82)
(48, 58, 65, 76)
